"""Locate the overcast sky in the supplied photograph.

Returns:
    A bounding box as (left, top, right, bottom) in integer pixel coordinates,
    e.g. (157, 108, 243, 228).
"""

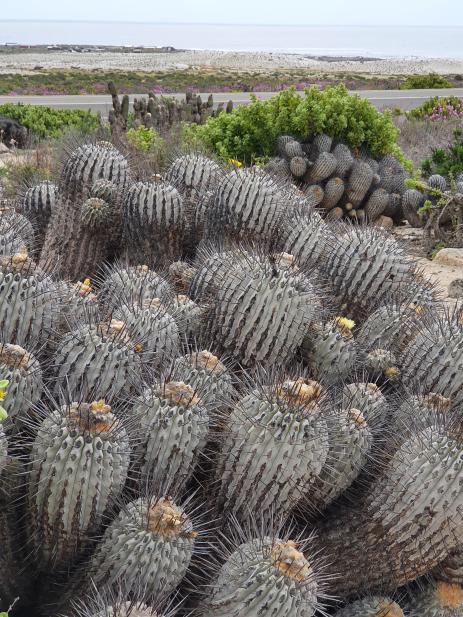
(2, 0, 463, 26)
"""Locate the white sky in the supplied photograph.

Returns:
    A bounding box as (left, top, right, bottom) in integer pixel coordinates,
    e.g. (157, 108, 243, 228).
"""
(2, 0, 462, 26)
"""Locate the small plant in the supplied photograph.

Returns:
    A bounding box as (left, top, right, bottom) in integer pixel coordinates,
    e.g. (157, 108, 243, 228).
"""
(430, 241, 446, 259)
(421, 129, 463, 179)
(126, 125, 164, 153)
(400, 73, 452, 90)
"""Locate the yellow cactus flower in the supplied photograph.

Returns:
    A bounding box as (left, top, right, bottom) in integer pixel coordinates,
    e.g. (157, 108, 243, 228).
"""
(228, 158, 243, 168)
(335, 316, 356, 338)
(0, 379, 9, 421)
(384, 366, 400, 379)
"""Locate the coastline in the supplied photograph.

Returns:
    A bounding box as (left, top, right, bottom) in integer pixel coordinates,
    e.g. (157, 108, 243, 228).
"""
(1, 48, 463, 75)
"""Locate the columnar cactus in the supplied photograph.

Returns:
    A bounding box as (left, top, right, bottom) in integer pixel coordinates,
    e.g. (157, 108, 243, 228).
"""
(321, 177, 345, 211)
(215, 377, 328, 522)
(0, 251, 58, 346)
(333, 143, 354, 178)
(122, 181, 186, 265)
(364, 188, 389, 222)
(40, 143, 129, 278)
(0, 343, 43, 430)
(402, 188, 424, 227)
(87, 497, 197, 602)
(201, 535, 323, 617)
(133, 381, 209, 493)
(28, 400, 130, 569)
(52, 319, 144, 400)
(306, 152, 337, 183)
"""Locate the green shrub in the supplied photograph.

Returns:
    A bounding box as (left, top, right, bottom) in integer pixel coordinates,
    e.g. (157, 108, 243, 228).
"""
(407, 96, 463, 119)
(421, 129, 463, 179)
(400, 73, 452, 90)
(0, 103, 100, 139)
(126, 125, 164, 152)
(184, 85, 404, 165)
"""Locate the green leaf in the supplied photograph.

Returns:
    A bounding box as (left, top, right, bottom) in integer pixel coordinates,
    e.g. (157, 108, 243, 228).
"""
(0, 379, 9, 388)
(0, 406, 8, 421)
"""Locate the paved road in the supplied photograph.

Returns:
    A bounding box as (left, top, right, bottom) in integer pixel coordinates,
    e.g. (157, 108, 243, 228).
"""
(1, 88, 463, 114)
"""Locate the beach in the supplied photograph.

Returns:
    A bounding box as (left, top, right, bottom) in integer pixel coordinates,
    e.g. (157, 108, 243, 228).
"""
(1, 49, 463, 76)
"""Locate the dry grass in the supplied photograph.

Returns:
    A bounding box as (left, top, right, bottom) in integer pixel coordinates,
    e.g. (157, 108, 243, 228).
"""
(394, 115, 463, 167)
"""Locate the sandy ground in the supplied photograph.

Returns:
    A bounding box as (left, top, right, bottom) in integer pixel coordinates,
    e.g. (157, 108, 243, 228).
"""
(1, 50, 463, 75)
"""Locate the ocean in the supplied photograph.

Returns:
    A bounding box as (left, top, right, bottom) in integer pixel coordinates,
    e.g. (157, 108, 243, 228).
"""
(1, 21, 463, 58)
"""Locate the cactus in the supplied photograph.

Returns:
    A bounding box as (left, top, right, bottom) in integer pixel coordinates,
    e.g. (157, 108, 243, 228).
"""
(402, 309, 463, 406)
(306, 152, 337, 183)
(402, 188, 425, 228)
(346, 161, 374, 207)
(333, 143, 354, 178)
(122, 181, 186, 265)
(0, 251, 59, 346)
(290, 156, 308, 178)
(316, 418, 463, 595)
(285, 140, 304, 159)
(133, 380, 209, 493)
(378, 157, 408, 195)
(206, 250, 323, 367)
(307, 406, 372, 515)
(277, 135, 295, 157)
(304, 184, 325, 207)
(321, 226, 427, 314)
(28, 400, 130, 569)
(40, 143, 129, 278)
(342, 382, 387, 423)
(301, 317, 357, 384)
(312, 133, 333, 155)
(172, 350, 235, 409)
(201, 534, 323, 617)
(333, 596, 404, 617)
(0, 208, 34, 256)
(284, 208, 328, 267)
(383, 192, 403, 221)
(209, 168, 290, 243)
(87, 497, 197, 602)
(168, 260, 197, 293)
(114, 300, 180, 367)
(428, 174, 448, 192)
(0, 343, 43, 431)
(169, 294, 203, 340)
(365, 188, 390, 222)
(21, 180, 57, 249)
(215, 376, 328, 522)
(321, 177, 345, 211)
(99, 263, 171, 311)
(405, 581, 463, 617)
(166, 153, 221, 196)
(52, 319, 144, 401)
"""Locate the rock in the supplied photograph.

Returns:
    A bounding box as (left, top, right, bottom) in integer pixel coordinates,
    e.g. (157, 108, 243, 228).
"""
(433, 248, 463, 268)
(448, 279, 463, 298)
(374, 215, 394, 229)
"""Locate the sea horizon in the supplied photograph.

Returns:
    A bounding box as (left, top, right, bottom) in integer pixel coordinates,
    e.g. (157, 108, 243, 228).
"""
(1, 20, 463, 59)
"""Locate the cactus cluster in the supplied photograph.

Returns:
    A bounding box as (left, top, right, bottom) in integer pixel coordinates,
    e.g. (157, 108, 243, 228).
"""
(2, 140, 463, 617)
(267, 134, 410, 225)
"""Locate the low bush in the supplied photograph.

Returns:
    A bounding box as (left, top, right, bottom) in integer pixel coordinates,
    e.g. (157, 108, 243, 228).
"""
(126, 125, 164, 152)
(0, 103, 100, 139)
(421, 129, 463, 179)
(407, 96, 463, 120)
(400, 73, 452, 90)
(184, 85, 404, 165)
